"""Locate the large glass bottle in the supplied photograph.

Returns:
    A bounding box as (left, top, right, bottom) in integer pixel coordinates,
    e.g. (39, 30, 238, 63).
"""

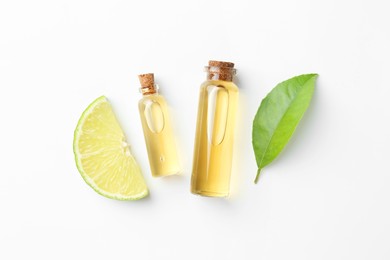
(191, 61, 239, 197)
(138, 73, 180, 177)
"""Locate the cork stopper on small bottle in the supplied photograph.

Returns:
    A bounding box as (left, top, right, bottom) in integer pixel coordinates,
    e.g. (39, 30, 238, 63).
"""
(138, 73, 157, 95)
(206, 60, 236, 81)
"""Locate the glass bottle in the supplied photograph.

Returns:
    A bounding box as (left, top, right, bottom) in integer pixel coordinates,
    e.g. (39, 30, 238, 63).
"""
(138, 73, 180, 177)
(191, 61, 239, 197)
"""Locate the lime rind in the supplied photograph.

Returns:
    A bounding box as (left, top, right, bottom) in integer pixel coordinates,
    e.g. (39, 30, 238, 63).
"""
(73, 96, 148, 200)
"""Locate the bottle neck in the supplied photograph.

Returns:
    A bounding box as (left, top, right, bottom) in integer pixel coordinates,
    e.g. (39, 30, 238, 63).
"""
(140, 84, 158, 96)
(205, 66, 236, 82)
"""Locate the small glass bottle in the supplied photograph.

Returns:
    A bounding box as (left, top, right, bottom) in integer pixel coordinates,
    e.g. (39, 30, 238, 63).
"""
(138, 73, 180, 177)
(191, 61, 239, 197)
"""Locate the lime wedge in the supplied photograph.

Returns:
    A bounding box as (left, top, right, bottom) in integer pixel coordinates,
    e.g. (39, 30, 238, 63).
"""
(73, 96, 148, 200)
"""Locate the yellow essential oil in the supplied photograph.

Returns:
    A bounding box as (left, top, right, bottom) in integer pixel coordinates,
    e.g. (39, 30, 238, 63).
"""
(191, 61, 239, 197)
(138, 73, 180, 177)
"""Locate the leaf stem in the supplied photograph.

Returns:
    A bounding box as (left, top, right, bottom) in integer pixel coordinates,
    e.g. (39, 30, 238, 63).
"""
(254, 168, 261, 184)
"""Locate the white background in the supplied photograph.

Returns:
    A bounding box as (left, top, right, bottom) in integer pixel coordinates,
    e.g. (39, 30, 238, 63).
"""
(1, 0, 389, 259)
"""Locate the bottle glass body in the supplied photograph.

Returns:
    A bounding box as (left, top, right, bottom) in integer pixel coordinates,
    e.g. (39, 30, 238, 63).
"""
(191, 78, 239, 197)
(138, 93, 180, 177)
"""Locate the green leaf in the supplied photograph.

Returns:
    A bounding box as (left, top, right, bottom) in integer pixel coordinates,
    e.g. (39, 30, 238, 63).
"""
(252, 74, 318, 183)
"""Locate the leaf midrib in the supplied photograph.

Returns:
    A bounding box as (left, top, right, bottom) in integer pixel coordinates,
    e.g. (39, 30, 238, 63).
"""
(257, 79, 312, 168)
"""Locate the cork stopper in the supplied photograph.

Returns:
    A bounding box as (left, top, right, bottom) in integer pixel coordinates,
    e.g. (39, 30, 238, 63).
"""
(138, 73, 156, 95)
(208, 60, 235, 68)
(206, 60, 236, 81)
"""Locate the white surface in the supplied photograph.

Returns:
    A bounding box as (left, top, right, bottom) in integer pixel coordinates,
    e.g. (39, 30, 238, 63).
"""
(1, 0, 389, 259)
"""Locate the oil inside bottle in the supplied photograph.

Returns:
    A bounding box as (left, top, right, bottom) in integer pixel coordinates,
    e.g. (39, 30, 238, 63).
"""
(191, 61, 239, 197)
(138, 73, 180, 177)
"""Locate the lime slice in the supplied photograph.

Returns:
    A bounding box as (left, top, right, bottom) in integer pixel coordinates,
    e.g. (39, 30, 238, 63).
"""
(73, 96, 148, 200)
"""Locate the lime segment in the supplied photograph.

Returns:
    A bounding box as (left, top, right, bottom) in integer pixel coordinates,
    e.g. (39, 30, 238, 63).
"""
(73, 96, 148, 200)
